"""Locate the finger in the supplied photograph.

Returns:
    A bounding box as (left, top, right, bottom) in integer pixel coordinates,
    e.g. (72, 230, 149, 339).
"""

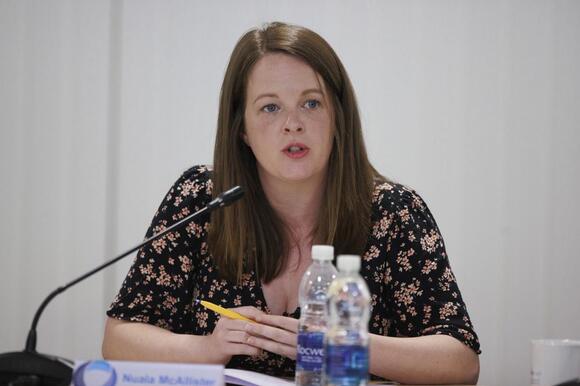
(232, 306, 266, 320)
(225, 330, 252, 344)
(216, 317, 251, 332)
(246, 335, 296, 360)
(255, 314, 299, 333)
(245, 322, 297, 347)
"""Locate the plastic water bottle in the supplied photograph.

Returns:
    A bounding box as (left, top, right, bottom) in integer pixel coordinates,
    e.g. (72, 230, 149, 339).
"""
(324, 255, 371, 386)
(295, 245, 338, 386)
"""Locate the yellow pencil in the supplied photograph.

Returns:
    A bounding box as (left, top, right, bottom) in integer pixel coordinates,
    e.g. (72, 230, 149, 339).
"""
(194, 299, 256, 323)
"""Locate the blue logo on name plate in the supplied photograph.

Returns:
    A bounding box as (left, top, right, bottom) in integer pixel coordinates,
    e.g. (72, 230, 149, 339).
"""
(73, 360, 117, 386)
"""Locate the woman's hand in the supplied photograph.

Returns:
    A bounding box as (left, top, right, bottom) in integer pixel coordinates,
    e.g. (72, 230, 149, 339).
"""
(206, 306, 299, 363)
(205, 306, 264, 364)
(242, 312, 299, 360)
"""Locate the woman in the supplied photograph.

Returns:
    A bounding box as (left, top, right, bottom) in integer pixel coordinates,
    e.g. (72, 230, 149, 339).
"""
(102, 22, 480, 384)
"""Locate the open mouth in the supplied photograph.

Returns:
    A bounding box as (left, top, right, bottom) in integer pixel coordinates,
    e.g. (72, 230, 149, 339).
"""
(283, 143, 309, 158)
(287, 145, 305, 153)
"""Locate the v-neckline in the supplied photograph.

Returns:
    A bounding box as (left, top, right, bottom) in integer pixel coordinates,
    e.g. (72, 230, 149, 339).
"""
(253, 269, 301, 318)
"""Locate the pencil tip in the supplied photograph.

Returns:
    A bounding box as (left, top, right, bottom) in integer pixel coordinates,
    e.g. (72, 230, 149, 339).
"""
(193, 298, 200, 305)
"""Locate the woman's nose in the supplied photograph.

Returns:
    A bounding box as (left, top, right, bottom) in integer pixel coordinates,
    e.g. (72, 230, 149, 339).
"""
(283, 110, 304, 133)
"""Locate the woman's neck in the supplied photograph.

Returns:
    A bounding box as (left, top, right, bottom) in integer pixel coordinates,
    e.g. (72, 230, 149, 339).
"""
(258, 171, 325, 241)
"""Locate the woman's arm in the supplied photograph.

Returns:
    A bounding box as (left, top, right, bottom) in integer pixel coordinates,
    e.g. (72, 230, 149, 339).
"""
(102, 317, 208, 363)
(239, 313, 478, 384)
(369, 333, 479, 384)
(366, 186, 481, 383)
(102, 312, 261, 364)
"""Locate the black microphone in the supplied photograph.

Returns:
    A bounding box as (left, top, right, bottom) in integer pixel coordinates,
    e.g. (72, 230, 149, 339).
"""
(207, 185, 244, 210)
(0, 186, 244, 386)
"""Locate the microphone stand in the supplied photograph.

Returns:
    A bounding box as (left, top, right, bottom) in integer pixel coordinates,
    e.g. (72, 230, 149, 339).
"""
(0, 186, 244, 386)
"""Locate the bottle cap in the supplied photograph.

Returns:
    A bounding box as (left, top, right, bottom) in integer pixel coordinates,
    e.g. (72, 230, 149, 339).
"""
(312, 245, 334, 261)
(337, 255, 361, 272)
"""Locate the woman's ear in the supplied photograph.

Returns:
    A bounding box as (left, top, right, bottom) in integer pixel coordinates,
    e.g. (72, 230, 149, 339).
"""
(241, 131, 249, 146)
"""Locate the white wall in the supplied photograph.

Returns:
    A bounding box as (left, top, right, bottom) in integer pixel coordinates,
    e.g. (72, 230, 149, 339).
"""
(1, 1, 578, 385)
(0, 0, 111, 360)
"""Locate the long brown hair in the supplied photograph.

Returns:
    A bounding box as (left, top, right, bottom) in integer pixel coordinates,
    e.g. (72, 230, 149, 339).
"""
(208, 22, 383, 284)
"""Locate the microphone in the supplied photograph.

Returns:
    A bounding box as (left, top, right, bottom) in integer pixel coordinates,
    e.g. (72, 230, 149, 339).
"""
(0, 186, 244, 386)
(207, 185, 244, 210)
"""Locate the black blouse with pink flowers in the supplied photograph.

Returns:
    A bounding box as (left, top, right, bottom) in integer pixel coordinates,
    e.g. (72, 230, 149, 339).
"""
(107, 165, 480, 376)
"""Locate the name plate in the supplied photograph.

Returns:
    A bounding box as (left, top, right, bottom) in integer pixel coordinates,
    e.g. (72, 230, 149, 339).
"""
(72, 360, 224, 386)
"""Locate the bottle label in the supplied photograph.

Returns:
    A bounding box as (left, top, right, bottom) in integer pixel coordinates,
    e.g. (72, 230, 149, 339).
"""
(325, 344, 369, 380)
(296, 331, 325, 372)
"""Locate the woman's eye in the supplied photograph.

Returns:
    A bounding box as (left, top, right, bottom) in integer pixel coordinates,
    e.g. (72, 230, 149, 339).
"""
(261, 104, 279, 113)
(304, 99, 320, 109)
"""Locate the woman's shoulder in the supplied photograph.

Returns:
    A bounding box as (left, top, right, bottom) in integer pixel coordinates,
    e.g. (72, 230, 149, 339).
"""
(369, 178, 440, 240)
(158, 165, 214, 214)
(180, 164, 213, 187)
(372, 178, 428, 215)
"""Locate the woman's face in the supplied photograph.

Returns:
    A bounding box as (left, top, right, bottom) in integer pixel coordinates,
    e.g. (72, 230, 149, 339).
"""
(243, 53, 334, 187)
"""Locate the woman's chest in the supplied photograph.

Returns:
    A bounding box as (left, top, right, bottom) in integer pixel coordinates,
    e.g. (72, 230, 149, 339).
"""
(260, 269, 305, 315)
(190, 251, 308, 329)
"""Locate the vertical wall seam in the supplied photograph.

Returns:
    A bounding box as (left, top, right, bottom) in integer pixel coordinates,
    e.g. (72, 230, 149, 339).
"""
(103, 0, 123, 314)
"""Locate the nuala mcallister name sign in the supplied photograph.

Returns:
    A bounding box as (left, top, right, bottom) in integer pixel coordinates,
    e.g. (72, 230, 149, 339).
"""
(72, 360, 224, 386)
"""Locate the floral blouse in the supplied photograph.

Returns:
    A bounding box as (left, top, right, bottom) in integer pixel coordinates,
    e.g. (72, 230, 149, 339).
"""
(107, 165, 480, 376)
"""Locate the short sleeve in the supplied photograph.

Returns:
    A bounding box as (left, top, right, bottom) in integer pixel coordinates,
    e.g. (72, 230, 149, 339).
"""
(379, 184, 481, 354)
(106, 165, 213, 333)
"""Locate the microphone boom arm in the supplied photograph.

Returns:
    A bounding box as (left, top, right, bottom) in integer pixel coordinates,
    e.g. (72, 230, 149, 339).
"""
(25, 204, 212, 353)
(0, 185, 243, 386)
